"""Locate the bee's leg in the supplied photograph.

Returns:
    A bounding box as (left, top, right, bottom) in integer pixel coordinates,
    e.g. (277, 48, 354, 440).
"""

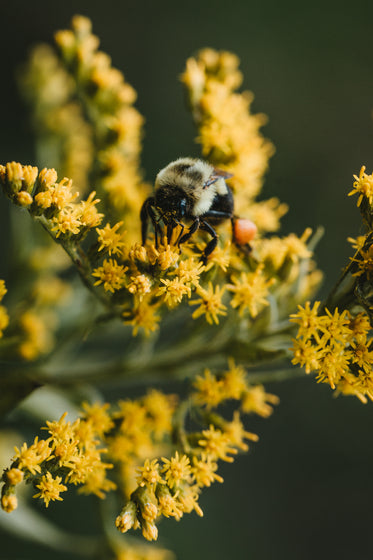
(203, 210, 232, 220)
(167, 219, 184, 245)
(174, 220, 186, 245)
(178, 218, 200, 245)
(154, 217, 165, 248)
(167, 222, 174, 244)
(200, 220, 218, 263)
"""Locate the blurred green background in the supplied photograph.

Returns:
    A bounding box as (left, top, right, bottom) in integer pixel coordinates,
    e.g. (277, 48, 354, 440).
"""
(1, 1, 373, 559)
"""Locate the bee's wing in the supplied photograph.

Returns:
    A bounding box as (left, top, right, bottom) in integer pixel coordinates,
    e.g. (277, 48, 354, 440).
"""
(203, 167, 233, 189)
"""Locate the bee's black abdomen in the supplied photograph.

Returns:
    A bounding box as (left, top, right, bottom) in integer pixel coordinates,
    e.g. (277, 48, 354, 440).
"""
(207, 186, 234, 222)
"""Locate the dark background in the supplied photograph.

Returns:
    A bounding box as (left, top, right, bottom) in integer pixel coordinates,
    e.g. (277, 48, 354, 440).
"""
(1, 1, 373, 559)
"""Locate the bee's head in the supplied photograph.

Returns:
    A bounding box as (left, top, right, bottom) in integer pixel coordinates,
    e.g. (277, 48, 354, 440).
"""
(154, 185, 188, 221)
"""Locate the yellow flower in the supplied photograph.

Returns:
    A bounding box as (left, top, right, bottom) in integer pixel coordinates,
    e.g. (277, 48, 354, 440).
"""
(351, 245, 373, 280)
(349, 312, 371, 341)
(241, 385, 279, 417)
(78, 191, 103, 228)
(51, 206, 82, 237)
(141, 520, 158, 542)
(223, 411, 258, 451)
(18, 309, 55, 360)
(34, 177, 78, 210)
(192, 369, 225, 408)
(190, 282, 227, 325)
(136, 459, 164, 488)
(81, 402, 115, 437)
(13, 437, 53, 475)
(1, 495, 18, 513)
(96, 221, 126, 255)
(191, 455, 223, 487)
(0, 279, 7, 300)
(156, 277, 191, 308)
(33, 472, 67, 507)
(123, 300, 161, 336)
(149, 242, 180, 270)
(5, 468, 24, 486)
(318, 307, 352, 344)
(198, 425, 237, 463)
(317, 346, 353, 389)
(0, 305, 9, 337)
(227, 265, 274, 317)
(291, 337, 323, 373)
(176, 483, 203, 517)
(221, 358, 249, 399)
(156, 484, 184, 519)
(176, 258, 205, 287)
(349, 165, 373, 206)
(92, 258, 127, 292)
(42, 412, 76, 443)
(142, 390, 177, 440)
(290, 301, 322, 342)
(78, 460, 116, 499)
(203, 240, 231, 272)
(127, 274, 152, 299)
(116, 501, 138, 533)
(161, 452, 192, 489)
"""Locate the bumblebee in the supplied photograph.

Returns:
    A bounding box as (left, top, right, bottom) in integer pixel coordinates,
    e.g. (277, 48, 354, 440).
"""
(140, 157, 255, 261)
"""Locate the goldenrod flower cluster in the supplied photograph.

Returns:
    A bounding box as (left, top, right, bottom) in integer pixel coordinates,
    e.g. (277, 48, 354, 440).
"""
(1, 408, 114, 513)
(291, 303, 373, 402)
(1, 379, 277, 544)
(181, 48, 288, 232)
(19, 43, 94, 193)
(0, 158, 318, 341)
(0, 14, 340, 560)
(290, 167, 373, 402)
(54, 15, 148, 229)
(114, 367, 278, 541)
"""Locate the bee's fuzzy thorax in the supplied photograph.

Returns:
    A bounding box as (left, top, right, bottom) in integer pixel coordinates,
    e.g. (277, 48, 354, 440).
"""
(155, 157, 228, 217)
